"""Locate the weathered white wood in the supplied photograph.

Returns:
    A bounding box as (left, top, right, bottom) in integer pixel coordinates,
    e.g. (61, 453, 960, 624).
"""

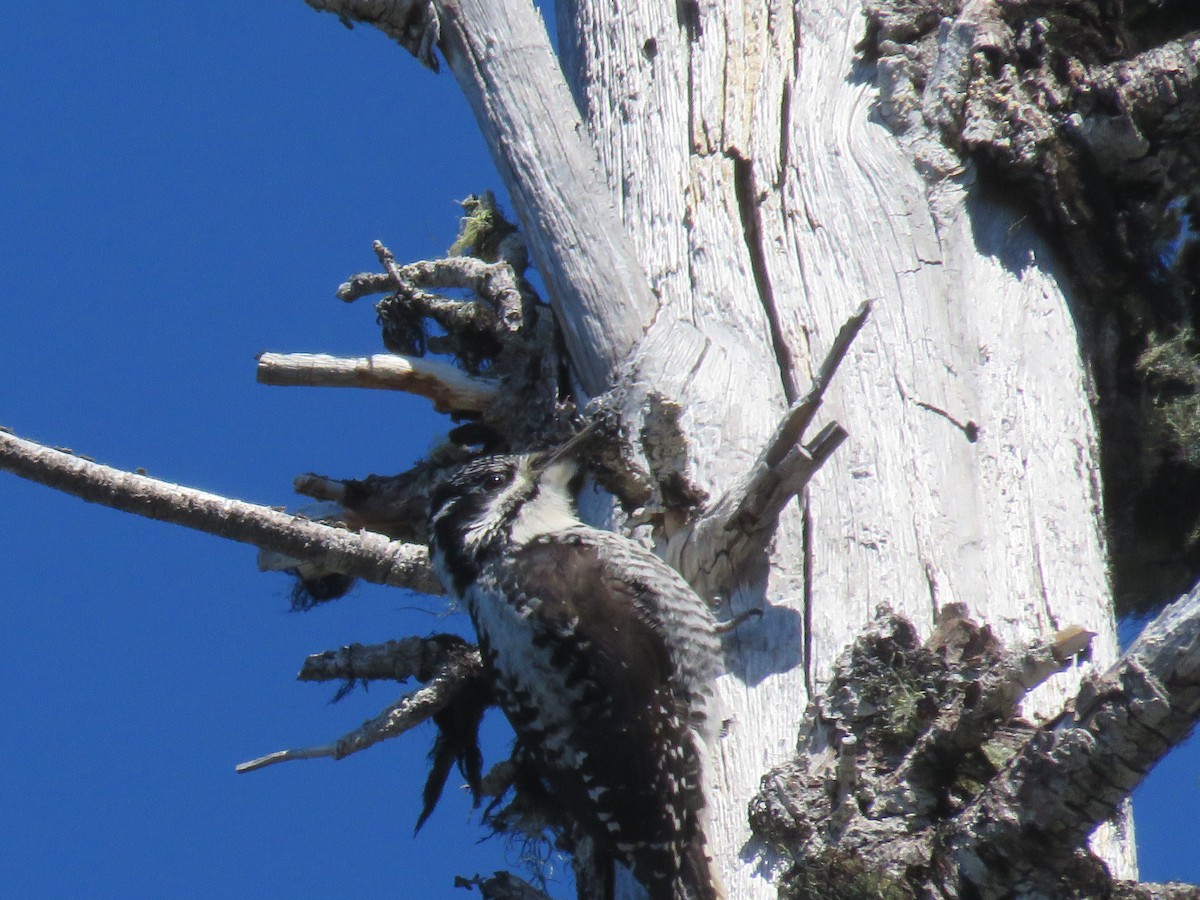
(558, 4, 806, 896)
(0, 429, 442, 596)
(256, 351, 498, 412)
(302, 0, 1134, 890)
(557, 0, 1129, 894)
(431, 0, 658, 396)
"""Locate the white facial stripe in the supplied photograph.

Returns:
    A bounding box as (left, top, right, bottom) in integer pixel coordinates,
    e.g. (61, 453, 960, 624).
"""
(536, 457, 577, 495)
(509, 476, 579, 545)
(460, 461, 537, 552)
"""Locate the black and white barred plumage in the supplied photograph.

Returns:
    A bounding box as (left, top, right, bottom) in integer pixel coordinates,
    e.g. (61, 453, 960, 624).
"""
(429, 452, 723, 900)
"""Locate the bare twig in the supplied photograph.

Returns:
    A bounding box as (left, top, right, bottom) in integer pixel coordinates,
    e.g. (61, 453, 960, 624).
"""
(386, 240, 528, 332)
(0, 428, 442, 595)
(256, 351, 498, 413)
(234, 682, 443, 772)
(342, 249, 508, 367)
(339, 271, 499, 341)
(292, 475, 346, 504)
(373, 238, 407, 286)
(414, 257, 526, 333)
(337, 271, 395, 302)
(237, 644, 482, 773)
(348, 242, 529, 336)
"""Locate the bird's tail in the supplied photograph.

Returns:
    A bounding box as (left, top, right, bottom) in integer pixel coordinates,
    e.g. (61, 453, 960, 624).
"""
(677, 832, 725, 900)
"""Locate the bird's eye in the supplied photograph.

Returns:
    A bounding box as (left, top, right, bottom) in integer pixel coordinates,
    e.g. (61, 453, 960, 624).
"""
(485, 472, 506, 488)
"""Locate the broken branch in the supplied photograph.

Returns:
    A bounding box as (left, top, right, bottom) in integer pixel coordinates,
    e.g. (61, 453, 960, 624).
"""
(304, 0, 441, 71)
(667, 303, 870, 600)
(256, 351, 498, 413)
(763, 300, 871, 469)
(371, 241, 528, 333)
(0, 428, 442, 595)
(938, 582, 1200, 895)
(237, 642, 483, 773)
(746, 605, 1179, 897)
(299, 635, 477, 685)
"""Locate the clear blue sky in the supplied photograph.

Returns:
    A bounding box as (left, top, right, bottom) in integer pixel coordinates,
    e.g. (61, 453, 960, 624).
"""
(0, 3, 1195, 897)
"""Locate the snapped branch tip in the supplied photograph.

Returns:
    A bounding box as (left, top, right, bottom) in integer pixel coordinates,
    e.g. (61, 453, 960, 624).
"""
(235, 745, 336, 773)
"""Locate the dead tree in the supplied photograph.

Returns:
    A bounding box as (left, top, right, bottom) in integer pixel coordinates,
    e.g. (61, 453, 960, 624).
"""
(3, 1, 1200, 898)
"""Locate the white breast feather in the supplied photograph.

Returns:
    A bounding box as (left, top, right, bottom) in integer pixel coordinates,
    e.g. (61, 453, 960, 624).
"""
(509, 458, 580, 546)
(466, 575, 588, 765)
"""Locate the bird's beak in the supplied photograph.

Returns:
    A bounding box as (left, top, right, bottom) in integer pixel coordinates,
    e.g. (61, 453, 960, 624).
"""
(529, 419, 600, 485)
(532, 420, 599, 471)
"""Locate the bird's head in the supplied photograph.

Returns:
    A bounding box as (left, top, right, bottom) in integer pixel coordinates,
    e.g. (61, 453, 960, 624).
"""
(428, 446, 584, 590)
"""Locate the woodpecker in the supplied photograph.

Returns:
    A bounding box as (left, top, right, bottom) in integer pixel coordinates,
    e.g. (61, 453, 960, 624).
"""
(429, 450, 724, 900)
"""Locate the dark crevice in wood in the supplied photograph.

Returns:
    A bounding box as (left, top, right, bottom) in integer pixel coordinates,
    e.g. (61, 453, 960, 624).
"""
(729, 148, 800, 404)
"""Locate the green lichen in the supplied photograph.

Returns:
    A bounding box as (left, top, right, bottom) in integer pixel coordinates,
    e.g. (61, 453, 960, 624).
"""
(843, 632, 941, 748)
(781, 851, 915, 900)
(449, 191, 518, 262)
(1138, 328, 1200, 470)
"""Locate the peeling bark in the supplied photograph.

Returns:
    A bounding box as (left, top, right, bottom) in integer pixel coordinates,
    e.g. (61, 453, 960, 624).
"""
(750, 598, 1200, 898)
(938, 585, 1200, 897)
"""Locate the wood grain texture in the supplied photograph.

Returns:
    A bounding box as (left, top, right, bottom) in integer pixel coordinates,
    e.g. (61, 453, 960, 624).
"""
(434, 0, 657, 396)
(556, 0, 1128, 894)
(256, 351, 498, 412)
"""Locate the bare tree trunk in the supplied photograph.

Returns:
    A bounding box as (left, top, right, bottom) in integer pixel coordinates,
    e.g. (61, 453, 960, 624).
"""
(552, 1, 1129, 895)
